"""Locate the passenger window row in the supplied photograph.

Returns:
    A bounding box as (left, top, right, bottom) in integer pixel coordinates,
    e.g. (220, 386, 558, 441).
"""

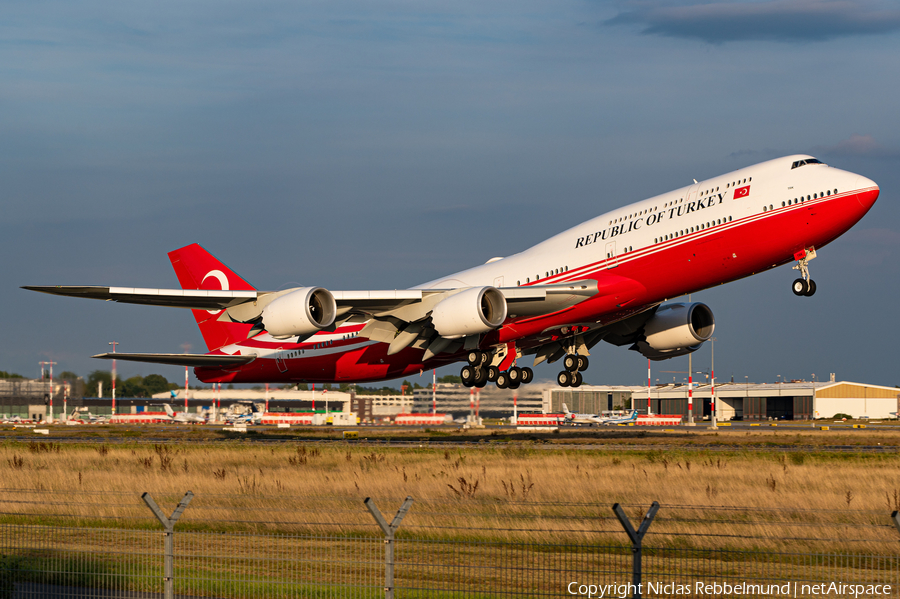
(609, 206, 660, 226)
(519, 265, 569, 286)
(763, 189, 837, 212)
(653, 216, 733, 244)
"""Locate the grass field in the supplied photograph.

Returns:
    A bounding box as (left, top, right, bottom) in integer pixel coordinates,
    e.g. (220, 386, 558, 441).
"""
(2, 429, 899, 598)
(2, 429, 899, 552)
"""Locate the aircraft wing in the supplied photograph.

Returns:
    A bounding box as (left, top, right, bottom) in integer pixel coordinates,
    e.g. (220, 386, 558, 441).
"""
(23, 281, 597, 318)
(92, 352, 256, 367)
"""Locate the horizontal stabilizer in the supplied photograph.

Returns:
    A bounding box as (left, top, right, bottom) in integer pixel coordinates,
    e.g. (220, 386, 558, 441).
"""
(91, 352, 256, 367)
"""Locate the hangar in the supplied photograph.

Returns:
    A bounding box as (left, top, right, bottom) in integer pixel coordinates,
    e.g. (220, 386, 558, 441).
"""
(629, 380, 899, 421)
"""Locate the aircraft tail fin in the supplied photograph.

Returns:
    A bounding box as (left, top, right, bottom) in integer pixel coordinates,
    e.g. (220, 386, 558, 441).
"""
(562, 403, 570, 415)
(168, 244, 257, 351)
(163, 404, 174, 417)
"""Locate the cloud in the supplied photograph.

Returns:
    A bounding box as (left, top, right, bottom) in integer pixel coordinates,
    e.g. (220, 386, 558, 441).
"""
(811, 134, 900, 159)
(606, 0, 900, 43)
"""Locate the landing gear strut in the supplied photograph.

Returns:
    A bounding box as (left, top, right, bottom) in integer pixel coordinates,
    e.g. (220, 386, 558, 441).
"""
(792, 248, 817, 297)
(557, 346, 590, 388)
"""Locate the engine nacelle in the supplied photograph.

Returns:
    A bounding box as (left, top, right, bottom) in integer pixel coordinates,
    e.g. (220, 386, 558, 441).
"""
(635, 302, 715, 360)
(430, 286, 507, 338)
(262, 287, 337, 339)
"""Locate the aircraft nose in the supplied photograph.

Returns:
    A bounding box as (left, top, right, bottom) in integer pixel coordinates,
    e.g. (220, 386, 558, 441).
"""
(855, 176, 879, 211)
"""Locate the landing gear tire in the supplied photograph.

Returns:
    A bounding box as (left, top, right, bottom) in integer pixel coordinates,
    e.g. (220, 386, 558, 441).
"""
(467, 350, 489, 366)
(557, 371, 572, 387)
(509, 379, 520, 390)
(571, 372, 583, 388)
(474, 368, 488, 388)
(521, 367, 534, 384)
(577, 356, 589, 371)
(496, 372, 510, 389)
(508, 367, 522, 383)
(461, 365, 476, 387)
(792, 278, 808, 296)
(563, 354, 579, 372)
(805, 279, 817, 296)
(487, 365, 500, 382)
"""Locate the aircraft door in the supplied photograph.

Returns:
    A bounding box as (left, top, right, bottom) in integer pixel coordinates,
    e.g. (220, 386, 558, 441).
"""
(605, 242, 618, 269)
(685, 183, 700, 205)
(275, 348, 288, 373)
(493, 276, 504, 288)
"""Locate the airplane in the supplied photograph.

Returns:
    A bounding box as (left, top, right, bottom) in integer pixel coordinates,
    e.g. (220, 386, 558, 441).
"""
(223, 401, 264, 425)
(24, 155, 878, 389)
(162, 403, 208, 424)
(561, 404, 639, 426)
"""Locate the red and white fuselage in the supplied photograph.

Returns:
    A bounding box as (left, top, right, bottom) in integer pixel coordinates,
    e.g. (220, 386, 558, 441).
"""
(193, 155, 876, 383)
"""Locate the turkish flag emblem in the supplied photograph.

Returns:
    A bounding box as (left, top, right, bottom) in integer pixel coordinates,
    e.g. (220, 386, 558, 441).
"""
(734, 185, 750, 199)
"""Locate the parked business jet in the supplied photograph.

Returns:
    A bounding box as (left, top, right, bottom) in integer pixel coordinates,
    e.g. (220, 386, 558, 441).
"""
(561, 405, 638, 426)
(162, 404, 207, 424)
(25, 155, 877, 389)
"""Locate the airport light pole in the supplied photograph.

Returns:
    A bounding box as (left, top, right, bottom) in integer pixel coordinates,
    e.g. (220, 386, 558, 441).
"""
(40, 360, 57, 424)
(184, 366, 189, 413)
(109, 342, 118, 416)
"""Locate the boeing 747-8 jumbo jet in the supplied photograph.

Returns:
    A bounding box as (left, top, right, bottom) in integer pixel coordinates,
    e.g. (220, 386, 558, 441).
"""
(25, 155, 878, 389)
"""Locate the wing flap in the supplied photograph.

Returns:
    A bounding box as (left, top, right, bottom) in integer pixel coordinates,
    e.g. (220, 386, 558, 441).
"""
(92, 352, 256, 367)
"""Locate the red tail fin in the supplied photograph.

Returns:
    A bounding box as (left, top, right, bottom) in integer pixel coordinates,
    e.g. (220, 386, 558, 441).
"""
(168, 243, 256, 351)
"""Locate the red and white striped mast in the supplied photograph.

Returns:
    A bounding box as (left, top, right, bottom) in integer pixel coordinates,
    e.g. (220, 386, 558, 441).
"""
(687, 351, 694, 425)
(184, 366, 189, 413)
(432, 369, 436, 415)
(710, 337, 717, 429)
(647, 359, 652, 416)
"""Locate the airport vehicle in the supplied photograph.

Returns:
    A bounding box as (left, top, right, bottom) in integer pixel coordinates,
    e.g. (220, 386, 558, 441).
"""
(25, 155, 878, 388)
(162, 404, 208, 424)
(561, 404, 639, 426)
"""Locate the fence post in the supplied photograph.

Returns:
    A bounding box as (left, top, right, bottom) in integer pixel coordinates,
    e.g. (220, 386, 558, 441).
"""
(613, 502, 659, 599)
(365, 496, 413, 599)
(892, 511, 900, 537)
(143, 491, 194, 599)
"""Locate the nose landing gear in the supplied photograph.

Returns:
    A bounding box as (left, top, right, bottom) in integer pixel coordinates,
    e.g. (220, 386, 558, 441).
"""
(792, 248, 817, 297)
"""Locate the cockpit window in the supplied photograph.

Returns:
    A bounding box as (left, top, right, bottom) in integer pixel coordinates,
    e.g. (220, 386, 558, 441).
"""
(791, 158, 824, 169)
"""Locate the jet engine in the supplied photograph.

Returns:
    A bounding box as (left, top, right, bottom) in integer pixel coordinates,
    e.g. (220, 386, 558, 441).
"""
(633, 302, 715, 360)
(430, 286, 508, 338)
(261, 287, 337, 339)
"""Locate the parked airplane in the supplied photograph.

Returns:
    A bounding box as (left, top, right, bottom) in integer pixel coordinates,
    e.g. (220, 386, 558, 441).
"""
(163, 404, 207, 424)
(25, 155, 877, 389)
(561, 404, 639, 426)
(224, 401, 264, 425)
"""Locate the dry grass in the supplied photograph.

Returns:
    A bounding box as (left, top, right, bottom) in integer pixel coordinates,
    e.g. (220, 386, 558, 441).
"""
(0, 439, 898, 553)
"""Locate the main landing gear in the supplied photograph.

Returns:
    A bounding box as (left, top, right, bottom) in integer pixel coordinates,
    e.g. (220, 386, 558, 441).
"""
(557, 354, 588, 388)
(460, 350, 534, 389)
(792, 248, 817, 297)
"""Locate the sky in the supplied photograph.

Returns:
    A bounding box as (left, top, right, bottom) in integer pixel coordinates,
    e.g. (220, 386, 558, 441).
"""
(3, 0, 899, 390)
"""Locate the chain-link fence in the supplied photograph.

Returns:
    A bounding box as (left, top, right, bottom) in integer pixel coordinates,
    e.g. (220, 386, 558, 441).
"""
(1, 490, 899, 598)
